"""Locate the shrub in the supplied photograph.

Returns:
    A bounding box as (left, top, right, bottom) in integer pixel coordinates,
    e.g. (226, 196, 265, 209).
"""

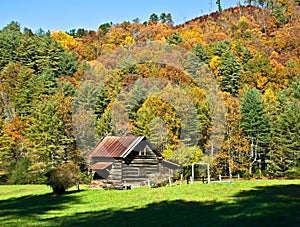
(8, 158, 32, 184)
(285, 168, 300, 179)
(46, 162, 80, 195)
(148, 173, 170, 188)
(242, 172, 251, 180)
(0, 173, 8, 185)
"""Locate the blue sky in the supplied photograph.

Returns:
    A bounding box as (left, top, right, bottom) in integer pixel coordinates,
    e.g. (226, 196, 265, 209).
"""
(1, 0, 240, 32)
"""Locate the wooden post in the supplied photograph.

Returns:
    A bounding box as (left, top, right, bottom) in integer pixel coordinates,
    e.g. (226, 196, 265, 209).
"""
(207, 163, 210, 184)
(191, 163, 195, 184)
(180, 174, 183, 184)
(193, 162, 210, 184)
(238, 174, 240, 181)
(219, 174, 222, 182)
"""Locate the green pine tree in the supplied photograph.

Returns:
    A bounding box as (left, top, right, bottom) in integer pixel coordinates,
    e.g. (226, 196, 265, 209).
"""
(240, 88, 270, 175)
(26, 98, 72, 168)
(0, 21, 21, 68)
(95, 108, 115, 138)
(219, 51, 242, 96)
(191, 43, 210, 63)
(269, 83, 300, 177)
(167, 32, 185, 45)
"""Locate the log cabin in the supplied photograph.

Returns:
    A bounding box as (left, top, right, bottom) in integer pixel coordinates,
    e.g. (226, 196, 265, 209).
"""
(88, 136, 180, 186)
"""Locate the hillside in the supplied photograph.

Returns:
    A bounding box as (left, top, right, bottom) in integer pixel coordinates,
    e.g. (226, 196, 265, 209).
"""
(0, 1, 299, 184)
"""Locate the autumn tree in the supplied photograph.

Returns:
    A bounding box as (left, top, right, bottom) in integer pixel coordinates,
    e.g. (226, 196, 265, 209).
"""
(133, 95, 181, 154)
(51, 30, 79, 51)
(243, 52, 271, 91)
(0, 117, 27, 180)
(1, 1, 300, 183)
(214, 93, 251, 177)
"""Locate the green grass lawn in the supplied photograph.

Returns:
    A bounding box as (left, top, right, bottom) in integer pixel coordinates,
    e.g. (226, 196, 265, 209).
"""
(0, 180, 299, 226)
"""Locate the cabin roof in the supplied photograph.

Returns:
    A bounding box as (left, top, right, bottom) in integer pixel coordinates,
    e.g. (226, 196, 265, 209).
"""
(88, 136, 155, 158)
(90, 162, 113, 170)
(161, 160, 181, 169)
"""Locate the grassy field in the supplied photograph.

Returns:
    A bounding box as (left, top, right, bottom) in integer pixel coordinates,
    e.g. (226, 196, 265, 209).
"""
(0, 180, 299, 226)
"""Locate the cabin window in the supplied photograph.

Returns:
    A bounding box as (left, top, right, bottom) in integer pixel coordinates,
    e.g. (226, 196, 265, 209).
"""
(138, 147, 147, 156)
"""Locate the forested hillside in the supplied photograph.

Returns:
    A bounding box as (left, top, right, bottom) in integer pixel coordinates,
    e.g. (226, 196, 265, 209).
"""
(0, 0, 299, 184)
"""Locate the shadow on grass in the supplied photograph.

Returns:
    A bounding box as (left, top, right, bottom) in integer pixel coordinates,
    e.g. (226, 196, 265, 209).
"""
(0, 190, 82, 224)
(59, 184, 300, 226)
(1, 185, 299, 226)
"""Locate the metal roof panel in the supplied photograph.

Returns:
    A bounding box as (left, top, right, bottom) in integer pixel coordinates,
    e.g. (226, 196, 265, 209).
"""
(90, 162, 113, 170)
(88, 136, 145, 158)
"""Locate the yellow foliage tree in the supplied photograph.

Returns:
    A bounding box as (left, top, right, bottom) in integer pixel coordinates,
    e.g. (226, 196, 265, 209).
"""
(121, 35, 135, 47)
(209, 56, 221, 76)
(51, 30, 79, 51)
(177, 25, 204, 49)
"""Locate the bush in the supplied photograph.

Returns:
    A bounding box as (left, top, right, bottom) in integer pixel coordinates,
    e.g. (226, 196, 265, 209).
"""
(0, 173, 8, 185)
(148, 173, 170, 188)
(8, 158, 32, 184)
(46, 162, 80, 195)
(242, 172, 251, 180)
(285, 168, 300, 179)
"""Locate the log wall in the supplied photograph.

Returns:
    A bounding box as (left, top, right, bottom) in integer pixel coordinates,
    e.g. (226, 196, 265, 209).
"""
(107, 159, 122, 183)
